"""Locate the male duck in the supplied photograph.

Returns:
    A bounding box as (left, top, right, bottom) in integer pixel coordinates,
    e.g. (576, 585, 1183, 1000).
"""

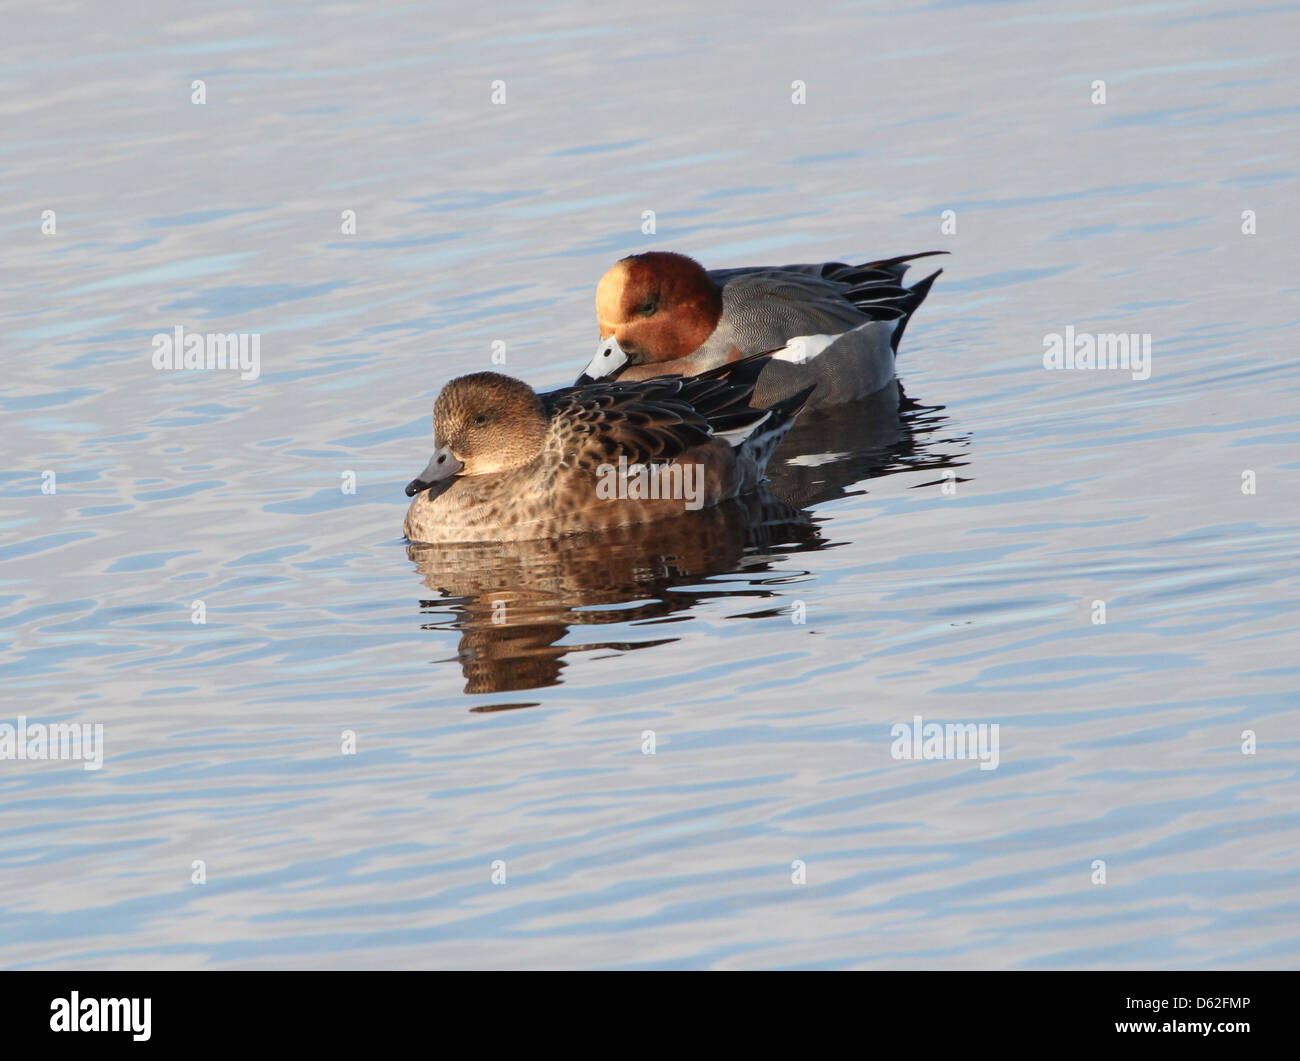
(576, 250, 944, 408)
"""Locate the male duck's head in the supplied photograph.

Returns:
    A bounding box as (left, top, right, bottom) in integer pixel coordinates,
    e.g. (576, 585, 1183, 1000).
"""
(578, 252, 723, 384)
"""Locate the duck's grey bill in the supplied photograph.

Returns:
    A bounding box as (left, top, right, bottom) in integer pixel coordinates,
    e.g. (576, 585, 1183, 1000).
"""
(577, 335, 629, 384)
(405, 446, 464, 496)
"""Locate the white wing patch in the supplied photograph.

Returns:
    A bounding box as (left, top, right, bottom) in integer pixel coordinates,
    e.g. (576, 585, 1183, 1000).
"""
(770, 332, 840, 364)
(771, 317, 892, 364)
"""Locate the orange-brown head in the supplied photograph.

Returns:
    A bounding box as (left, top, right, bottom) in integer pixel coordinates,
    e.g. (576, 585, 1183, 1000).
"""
(582, 252, 723, 381)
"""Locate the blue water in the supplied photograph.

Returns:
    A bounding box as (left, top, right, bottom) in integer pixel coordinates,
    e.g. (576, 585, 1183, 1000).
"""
(2, 0, 1298, 968)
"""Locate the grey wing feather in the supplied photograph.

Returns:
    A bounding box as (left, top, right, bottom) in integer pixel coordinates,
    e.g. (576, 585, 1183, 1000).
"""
(711, 272, 873, 352)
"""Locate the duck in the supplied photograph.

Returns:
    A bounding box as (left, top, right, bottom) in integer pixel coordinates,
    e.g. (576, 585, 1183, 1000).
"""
(403, 365, 813, 544)
(576, 250, 944, 409)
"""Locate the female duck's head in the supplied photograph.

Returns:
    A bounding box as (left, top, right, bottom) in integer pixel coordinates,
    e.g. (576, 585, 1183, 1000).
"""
(406, 373, 549, 496)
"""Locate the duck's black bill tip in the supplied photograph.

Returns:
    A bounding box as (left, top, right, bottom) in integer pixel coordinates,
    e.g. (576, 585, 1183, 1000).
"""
(574, 372, 596, 386)
(405, 479, 429, 498)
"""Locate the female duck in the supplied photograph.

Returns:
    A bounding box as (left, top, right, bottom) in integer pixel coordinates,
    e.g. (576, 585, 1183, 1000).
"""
(403, 368, 811, 544)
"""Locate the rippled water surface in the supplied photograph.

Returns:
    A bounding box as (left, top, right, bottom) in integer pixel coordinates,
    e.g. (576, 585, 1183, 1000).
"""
(3, 0, 1299, 968)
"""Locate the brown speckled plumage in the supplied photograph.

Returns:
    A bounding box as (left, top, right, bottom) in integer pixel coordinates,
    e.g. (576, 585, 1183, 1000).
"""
(403, 367, 811, 544)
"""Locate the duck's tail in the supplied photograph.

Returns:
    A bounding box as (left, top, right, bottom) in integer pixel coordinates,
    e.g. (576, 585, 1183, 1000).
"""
(824, 251, 947, 353)
(736, 383, 816, 479)
(887, 265, 942, 352)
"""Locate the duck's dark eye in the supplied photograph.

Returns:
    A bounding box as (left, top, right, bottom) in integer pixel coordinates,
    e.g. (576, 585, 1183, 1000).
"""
(640, 300, 657, 316)
(474, 414, 488, 425)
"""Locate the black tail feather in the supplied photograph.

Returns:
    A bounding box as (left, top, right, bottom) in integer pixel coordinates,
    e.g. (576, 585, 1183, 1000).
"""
(889, 267, 943, 352)
(855, 249, 949, 274)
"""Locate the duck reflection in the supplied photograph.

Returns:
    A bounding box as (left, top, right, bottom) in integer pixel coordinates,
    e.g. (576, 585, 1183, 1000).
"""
(765, 381, 965, 508)
(408, 487, 820, 694)
(408, 383, 966, 697)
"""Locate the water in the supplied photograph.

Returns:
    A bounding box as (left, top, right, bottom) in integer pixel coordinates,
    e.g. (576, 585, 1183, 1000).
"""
(2, 0, 1298, 968)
